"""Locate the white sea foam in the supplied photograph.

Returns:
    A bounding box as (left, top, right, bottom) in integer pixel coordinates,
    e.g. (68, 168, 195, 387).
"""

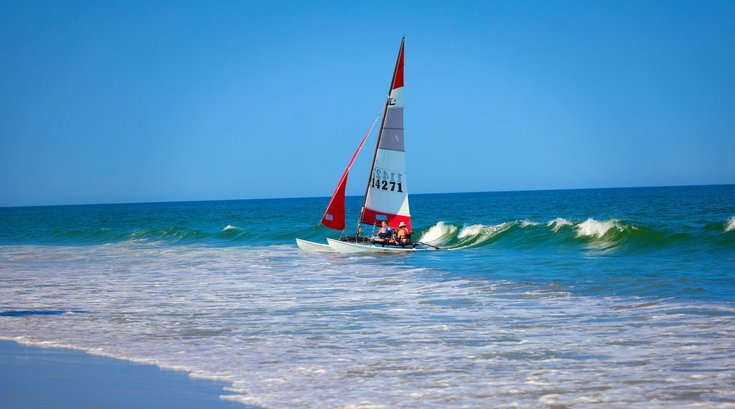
(575, 218, 623, 238)
(418, 222, 458, 246)
(457, 224, 485, 239)
(520, 220, 541, 228)
(2, 244, 734, 408)
(725, 216, 735, 232)
(453, 222, 513, 249)
(223, 225, 239, 231)
(547, 217, 573, 232)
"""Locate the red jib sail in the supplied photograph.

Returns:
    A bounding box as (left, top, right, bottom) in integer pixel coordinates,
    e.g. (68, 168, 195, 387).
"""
(359, 37, 412, 231)
(321, 116, 379, 230)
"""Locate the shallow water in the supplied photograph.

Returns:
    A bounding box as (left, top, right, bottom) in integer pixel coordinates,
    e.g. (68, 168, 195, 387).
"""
(1, 185, 734, 407)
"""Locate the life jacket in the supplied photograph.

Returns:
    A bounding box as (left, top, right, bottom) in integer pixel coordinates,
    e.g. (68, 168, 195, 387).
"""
(378, 226, 393, 239)
(397, 227, 411, 242)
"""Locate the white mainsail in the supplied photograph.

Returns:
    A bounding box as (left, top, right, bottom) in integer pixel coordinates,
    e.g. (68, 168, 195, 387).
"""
(297, 37, 436, 253)
(359, 38, 412, 232)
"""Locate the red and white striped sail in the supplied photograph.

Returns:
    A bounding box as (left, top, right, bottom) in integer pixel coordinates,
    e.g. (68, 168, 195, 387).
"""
(361, 38, 412, 230)
(321, 116, 378, 230)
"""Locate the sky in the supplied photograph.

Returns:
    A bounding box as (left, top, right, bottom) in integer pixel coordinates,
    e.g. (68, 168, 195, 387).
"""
(1, 0, 733, 206)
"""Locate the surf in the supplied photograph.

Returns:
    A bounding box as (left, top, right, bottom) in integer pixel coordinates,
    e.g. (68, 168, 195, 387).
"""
(415, 216, 731, 253)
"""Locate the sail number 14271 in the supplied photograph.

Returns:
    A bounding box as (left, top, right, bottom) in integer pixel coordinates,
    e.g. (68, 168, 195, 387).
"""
(370, 168, 404, 193)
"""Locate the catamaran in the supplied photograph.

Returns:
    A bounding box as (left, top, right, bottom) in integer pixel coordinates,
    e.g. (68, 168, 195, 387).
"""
(296, 38, 436, 254)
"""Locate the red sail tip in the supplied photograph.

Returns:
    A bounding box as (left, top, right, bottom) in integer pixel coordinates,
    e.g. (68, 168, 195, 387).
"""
(392, 41, 404, 89)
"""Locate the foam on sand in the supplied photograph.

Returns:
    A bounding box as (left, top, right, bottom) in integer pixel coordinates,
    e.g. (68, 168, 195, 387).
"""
(1, 243, 734, 408)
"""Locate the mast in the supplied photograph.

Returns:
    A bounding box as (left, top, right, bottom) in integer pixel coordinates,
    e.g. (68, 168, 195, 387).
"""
(355, 37, 405, 237)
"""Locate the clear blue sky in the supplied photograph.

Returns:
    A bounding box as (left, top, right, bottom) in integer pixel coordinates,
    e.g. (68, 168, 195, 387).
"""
(1, 0, 733, 206)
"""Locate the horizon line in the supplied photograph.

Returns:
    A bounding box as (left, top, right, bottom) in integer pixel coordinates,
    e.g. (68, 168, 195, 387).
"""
(1, 182, 733, 210)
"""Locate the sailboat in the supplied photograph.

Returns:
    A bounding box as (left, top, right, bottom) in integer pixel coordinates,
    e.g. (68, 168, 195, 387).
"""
(296, 38, 435, 254)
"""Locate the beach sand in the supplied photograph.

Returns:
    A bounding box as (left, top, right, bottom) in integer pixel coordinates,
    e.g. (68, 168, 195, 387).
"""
(0, 340, 253, 409)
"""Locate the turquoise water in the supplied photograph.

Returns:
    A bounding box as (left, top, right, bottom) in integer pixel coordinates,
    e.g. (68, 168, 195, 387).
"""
(1, 185, 734, 407)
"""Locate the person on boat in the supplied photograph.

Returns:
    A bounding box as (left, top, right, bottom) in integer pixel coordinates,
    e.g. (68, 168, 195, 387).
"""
(395, 221, 412, 245)
(372, 221, 394, 244)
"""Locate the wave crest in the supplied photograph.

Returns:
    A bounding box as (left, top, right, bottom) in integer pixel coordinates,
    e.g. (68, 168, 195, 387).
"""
(547, 218, 573, 232)
(457, 224, 484, 239)
(575, 218, 628, 239)
(726, 216, 735, 233)
(415, 218, 653, 251)
(417, 222, 514, 250)
(418, 221, 457, 246)
(457, 223, 513, 246)
(520, 220, 541, 228)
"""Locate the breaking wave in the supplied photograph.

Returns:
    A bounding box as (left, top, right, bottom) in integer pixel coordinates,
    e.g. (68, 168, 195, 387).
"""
(2, 215, 732, 253)
(575, 218, 628, 239)
(419, 221, 458, 246)
(726, 216, 735, 233)
(453, 223, 514, 249)
(520, 220, 541, 228)
(547, 217, 573, 232)
(416, 217, 729, 252)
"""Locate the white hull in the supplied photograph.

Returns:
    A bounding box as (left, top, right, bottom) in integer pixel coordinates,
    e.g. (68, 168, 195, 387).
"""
(326, 238, 422, 254)
(295, 238, 334, 252)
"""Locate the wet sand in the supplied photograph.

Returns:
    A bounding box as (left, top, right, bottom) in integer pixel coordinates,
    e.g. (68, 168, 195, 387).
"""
(0, 340, 254, 409)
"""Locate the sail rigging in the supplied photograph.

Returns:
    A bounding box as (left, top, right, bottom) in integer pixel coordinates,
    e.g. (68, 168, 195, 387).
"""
(357, 37, 411, 234)
(296, 37, 435, 253)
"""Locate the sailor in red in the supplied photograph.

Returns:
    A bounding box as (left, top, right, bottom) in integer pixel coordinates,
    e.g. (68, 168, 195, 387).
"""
(396, 221, 411, 245)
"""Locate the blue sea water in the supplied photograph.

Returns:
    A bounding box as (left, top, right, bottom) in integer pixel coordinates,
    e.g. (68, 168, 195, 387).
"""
(1, 185, 734, 408)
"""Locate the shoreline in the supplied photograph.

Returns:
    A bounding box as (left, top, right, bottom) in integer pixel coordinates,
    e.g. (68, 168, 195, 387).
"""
(0, 340, 257, 409)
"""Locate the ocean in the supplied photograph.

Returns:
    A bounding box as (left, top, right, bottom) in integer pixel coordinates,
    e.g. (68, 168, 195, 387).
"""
(1, 185, 734, 408)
